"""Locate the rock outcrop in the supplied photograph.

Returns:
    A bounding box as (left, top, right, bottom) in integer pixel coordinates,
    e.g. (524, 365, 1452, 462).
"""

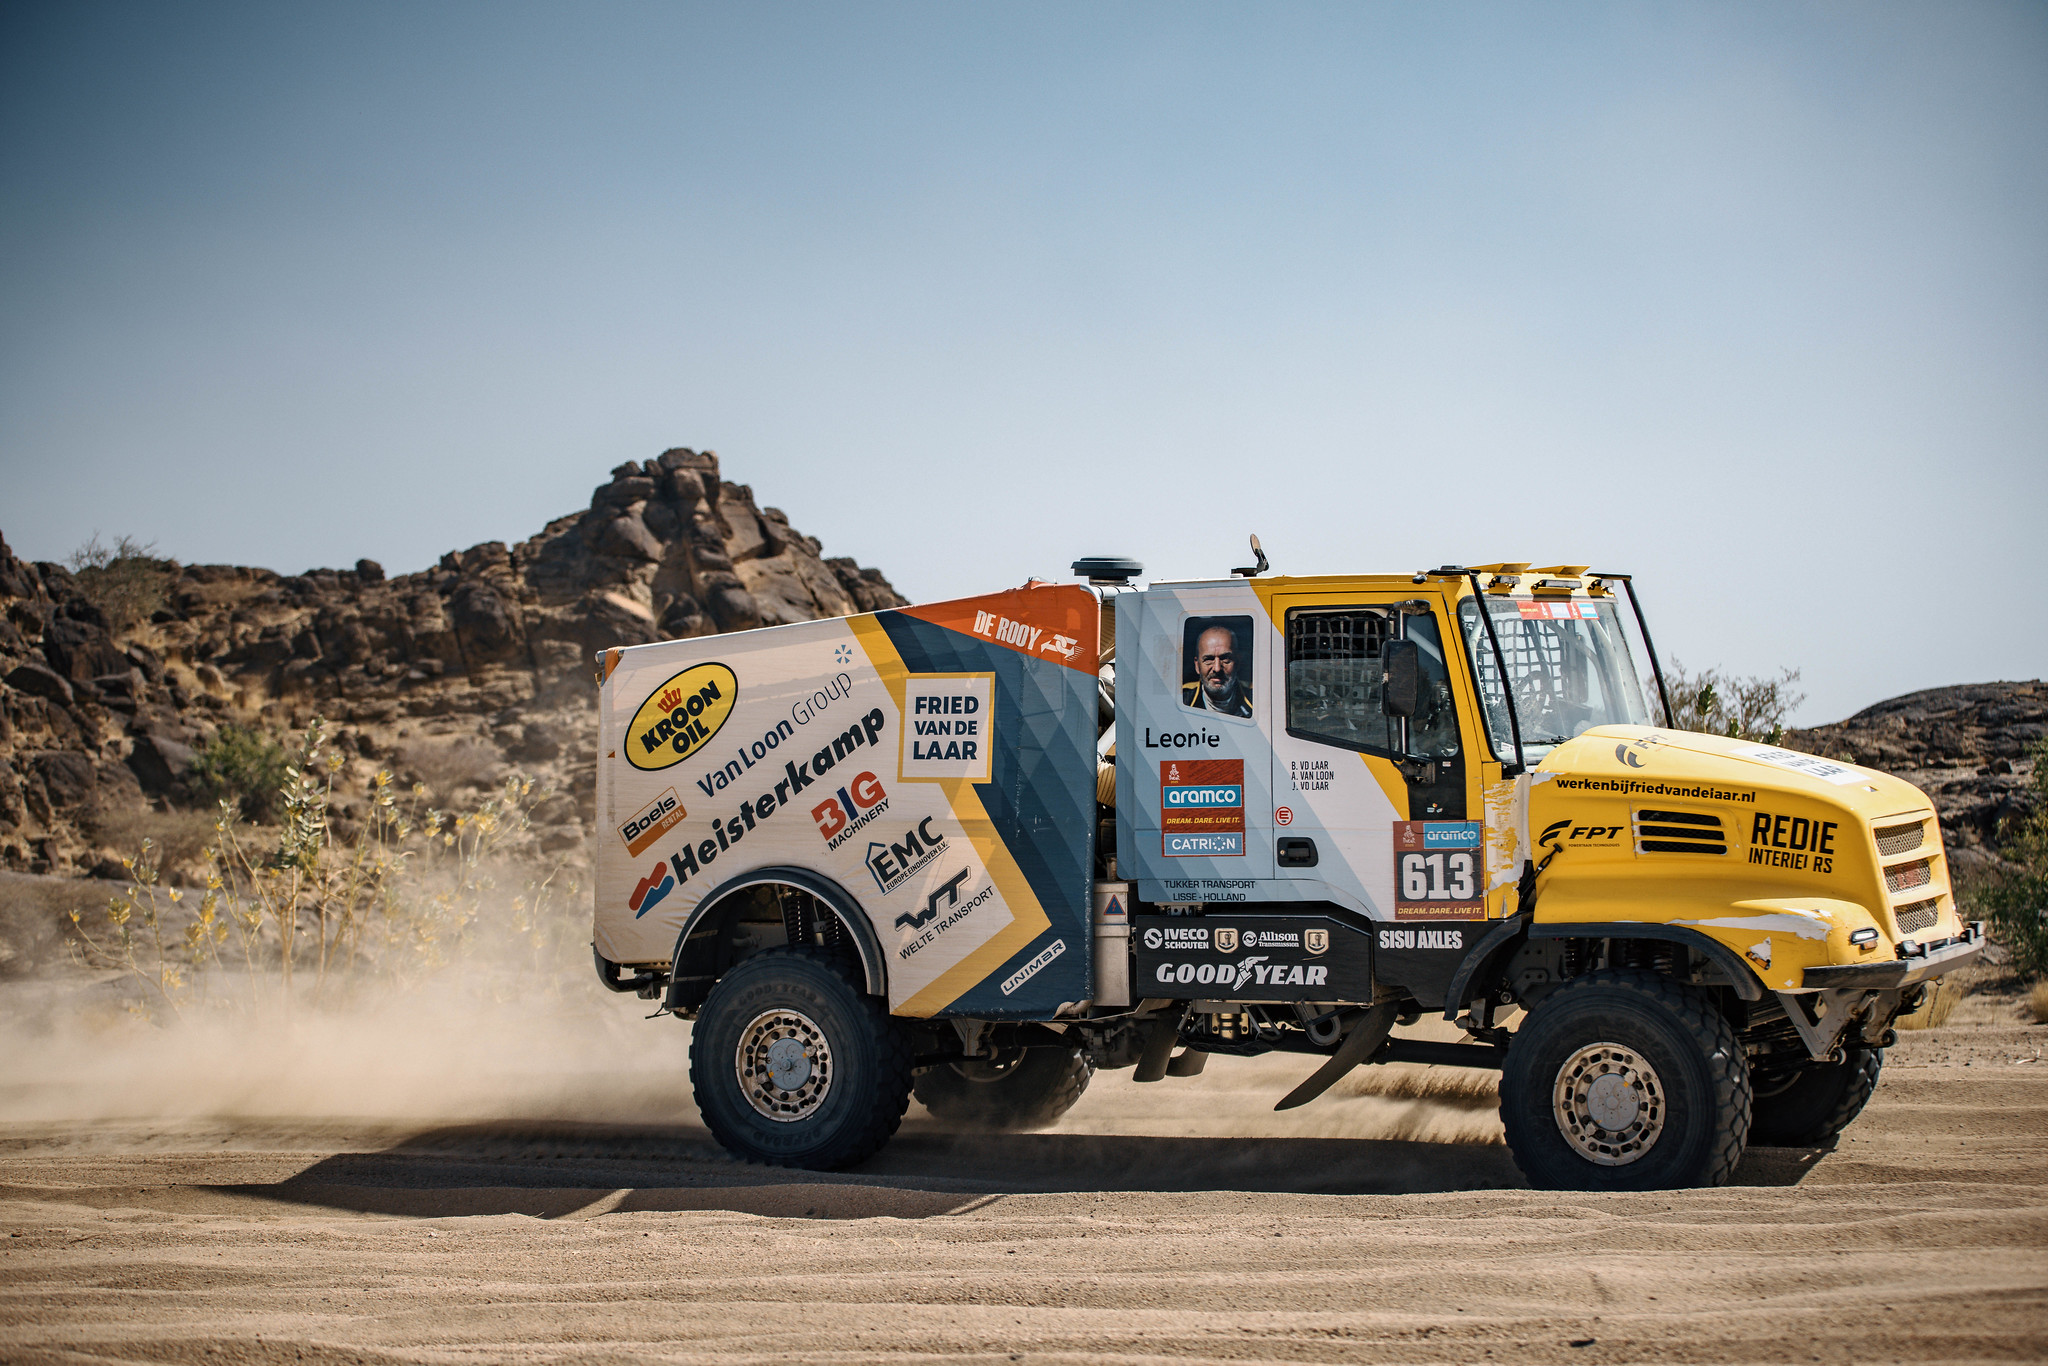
(0, 448, 905, 879)
(1785, 682, 2045, 880)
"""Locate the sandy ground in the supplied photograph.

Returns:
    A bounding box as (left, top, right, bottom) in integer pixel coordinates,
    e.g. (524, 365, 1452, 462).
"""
(1, 979, 2044, 1364)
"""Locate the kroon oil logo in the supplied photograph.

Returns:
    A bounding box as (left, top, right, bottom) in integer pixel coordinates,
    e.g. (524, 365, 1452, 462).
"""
(626, 663, 738, 771)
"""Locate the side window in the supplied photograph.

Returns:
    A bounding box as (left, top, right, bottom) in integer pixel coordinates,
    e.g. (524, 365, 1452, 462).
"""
(1286, 608, 1460, 760)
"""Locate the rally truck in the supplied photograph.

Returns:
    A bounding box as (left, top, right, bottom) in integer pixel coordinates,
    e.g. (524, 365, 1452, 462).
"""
(592, 553, 1981, 1190)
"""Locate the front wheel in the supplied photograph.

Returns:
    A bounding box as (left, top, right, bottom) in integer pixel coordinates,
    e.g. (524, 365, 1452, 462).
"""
(1749, 1046, 1882, 1146)
(689, 947, 912, 1170)
(914, 1046, 1093, 1131)
(1500, 969, 1750, 1191)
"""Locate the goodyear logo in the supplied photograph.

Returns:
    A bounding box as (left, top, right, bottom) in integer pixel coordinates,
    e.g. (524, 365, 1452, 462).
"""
(626, 663, 738, 771)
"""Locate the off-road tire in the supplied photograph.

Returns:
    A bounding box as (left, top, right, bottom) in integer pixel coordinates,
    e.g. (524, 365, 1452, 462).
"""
(1749, 1045, 1882, 1147)
(1500, 969, 1750, 1191)
(914, 1046, 1094, 1131)
(689, 947, 912, 1170)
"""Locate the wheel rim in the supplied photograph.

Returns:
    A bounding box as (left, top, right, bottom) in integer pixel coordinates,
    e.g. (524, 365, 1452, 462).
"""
(1552, 1042, 1666, 1166)
(735, 1008, 834, 1123)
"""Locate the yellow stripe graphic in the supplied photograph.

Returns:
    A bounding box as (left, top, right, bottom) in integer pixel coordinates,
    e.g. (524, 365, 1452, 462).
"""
(848, 614, 1053, 1018)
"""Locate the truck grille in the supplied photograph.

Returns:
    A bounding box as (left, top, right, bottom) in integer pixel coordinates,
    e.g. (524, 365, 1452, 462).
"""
(1874, 820, 1926, 856)
(1893, 897, 1940, 935)
(1885, 858, 1933, 894)
(1634, 810, 1727, 855)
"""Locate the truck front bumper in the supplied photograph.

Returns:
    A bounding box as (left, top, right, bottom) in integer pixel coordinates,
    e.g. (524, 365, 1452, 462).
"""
(1801, 922, 1984, 991)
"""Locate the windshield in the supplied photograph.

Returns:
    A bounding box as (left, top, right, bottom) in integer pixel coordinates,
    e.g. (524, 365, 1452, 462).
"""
(1458, 595, 1654, 762)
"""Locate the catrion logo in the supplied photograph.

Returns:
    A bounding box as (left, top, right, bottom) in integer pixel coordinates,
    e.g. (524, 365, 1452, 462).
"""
(626, 663, 739, 771)
(811, 771, 889, 850)
(628, 861, 675, 918)
(619, 787, 686, 857)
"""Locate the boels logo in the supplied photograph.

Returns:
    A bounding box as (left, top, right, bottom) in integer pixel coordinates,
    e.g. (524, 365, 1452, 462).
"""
(626, 663, 738, 771)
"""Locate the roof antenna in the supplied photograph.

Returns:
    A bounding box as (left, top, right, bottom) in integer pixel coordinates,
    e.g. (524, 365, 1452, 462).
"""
(1232, 534, 1269, 578)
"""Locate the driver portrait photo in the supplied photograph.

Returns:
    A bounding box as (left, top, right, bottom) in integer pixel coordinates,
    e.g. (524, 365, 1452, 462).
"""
(1181, 616, 1254, 718)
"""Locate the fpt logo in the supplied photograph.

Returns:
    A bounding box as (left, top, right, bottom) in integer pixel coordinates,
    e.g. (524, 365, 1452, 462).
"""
(628, 861, 675, 918)
(626, 662, 739, 771)
(811, 770, 889, 850)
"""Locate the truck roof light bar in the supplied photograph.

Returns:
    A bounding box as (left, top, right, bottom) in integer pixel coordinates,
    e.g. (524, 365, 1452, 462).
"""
(1590, 570, 1675, 729)
(1466, 570, 1527, 777)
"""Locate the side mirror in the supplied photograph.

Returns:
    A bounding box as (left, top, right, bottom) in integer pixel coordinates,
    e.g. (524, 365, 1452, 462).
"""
(1382, 639, 1421, 719)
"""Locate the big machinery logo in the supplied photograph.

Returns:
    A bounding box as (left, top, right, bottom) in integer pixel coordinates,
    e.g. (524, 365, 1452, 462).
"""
(625, 663, 739, 771)
(811, 770, 889, 850)
(628, 861, 675, 918)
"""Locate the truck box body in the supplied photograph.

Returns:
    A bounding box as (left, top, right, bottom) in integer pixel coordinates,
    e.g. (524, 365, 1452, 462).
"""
(595, 583, 1100, 1019)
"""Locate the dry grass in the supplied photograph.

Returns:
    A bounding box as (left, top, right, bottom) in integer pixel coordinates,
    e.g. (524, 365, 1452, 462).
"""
(401, 737, 501, 797)
(1895, 974, 1965, 1030)
(84, 807, 218, 878)
(2030, 980, 2048, 1025)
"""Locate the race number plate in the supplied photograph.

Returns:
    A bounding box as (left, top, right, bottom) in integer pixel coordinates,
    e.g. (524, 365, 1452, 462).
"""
(1392, 820, 1484, 920)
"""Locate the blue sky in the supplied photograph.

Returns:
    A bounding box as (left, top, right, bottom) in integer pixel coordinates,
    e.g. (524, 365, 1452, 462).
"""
(3, 2, 2043, 724)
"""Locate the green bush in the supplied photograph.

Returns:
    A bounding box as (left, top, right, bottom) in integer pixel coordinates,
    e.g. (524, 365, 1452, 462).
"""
(188, 724, 291, 821)
(1976, 737, 2048, 979)
(67, 532, 174, 633)
(1658, 660, 1805, 744)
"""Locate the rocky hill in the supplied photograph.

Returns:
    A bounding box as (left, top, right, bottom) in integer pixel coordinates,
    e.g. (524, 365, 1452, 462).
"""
(0, 448, 905, 882)
(1786, 681, 2045, 880)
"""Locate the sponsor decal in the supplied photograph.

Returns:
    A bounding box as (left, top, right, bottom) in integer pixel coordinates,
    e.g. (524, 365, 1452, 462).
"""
(697, 719, 798, 796)
(1304, 927, 1329, 955)
(790, 671, 854, 727)
(867, 817, 949, 897)
(902, 675, 995, 781)
(626, 663, 739, 771)
(1746, 810, 1839, 873)
(1515, 598, 1598, 619)
(1393, 820, 1485, 919)
(1142, 726, 1223, 750)
(971, 610, 1080, 661)
(619, 787, 687, 858)
(1550, 777, 1757, 803)
(898, 875, 998, 960)
(1740, 746, 1871, 786)
(1538, 819, 1624, 849)
(628, 861, 675, 918)
(1275, 806, 1293, 826)
(1161, 759, 1245, 858)
(664, 708, 887, 890)
(811, 770, 889, 850)
(1214, 926, 1239, 954)
(1000, 938, 1067, 995)
(1377, 927, 1465, 950)
(1142, 924, 1210, 950)
(1152, 956, 1327, 991)
(894, 867, 969, 930)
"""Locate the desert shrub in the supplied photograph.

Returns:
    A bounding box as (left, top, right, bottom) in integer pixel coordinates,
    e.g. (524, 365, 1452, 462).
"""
(401, 736, 500, 796)
(1974, 737, 2048, 979)
(1658, 660, 1805, 744)
(66, 532, 174, 633)
(85, 806, 219, 873)
(188, 724, 291, 821)
(68, 715, 575, 1020)
(2031, 981, 2048, 1025)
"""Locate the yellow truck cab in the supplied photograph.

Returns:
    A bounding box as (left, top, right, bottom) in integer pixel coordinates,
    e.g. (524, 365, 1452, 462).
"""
(592, 552, 1980, 1189)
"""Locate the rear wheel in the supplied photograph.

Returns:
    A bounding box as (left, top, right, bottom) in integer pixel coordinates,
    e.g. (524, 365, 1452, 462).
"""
(1500, 969, 1750, 1191)
(914, 1046, 1093, 1131)
(1749, 1045, 1882, 1147)
(689, 947, 912, 1169)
